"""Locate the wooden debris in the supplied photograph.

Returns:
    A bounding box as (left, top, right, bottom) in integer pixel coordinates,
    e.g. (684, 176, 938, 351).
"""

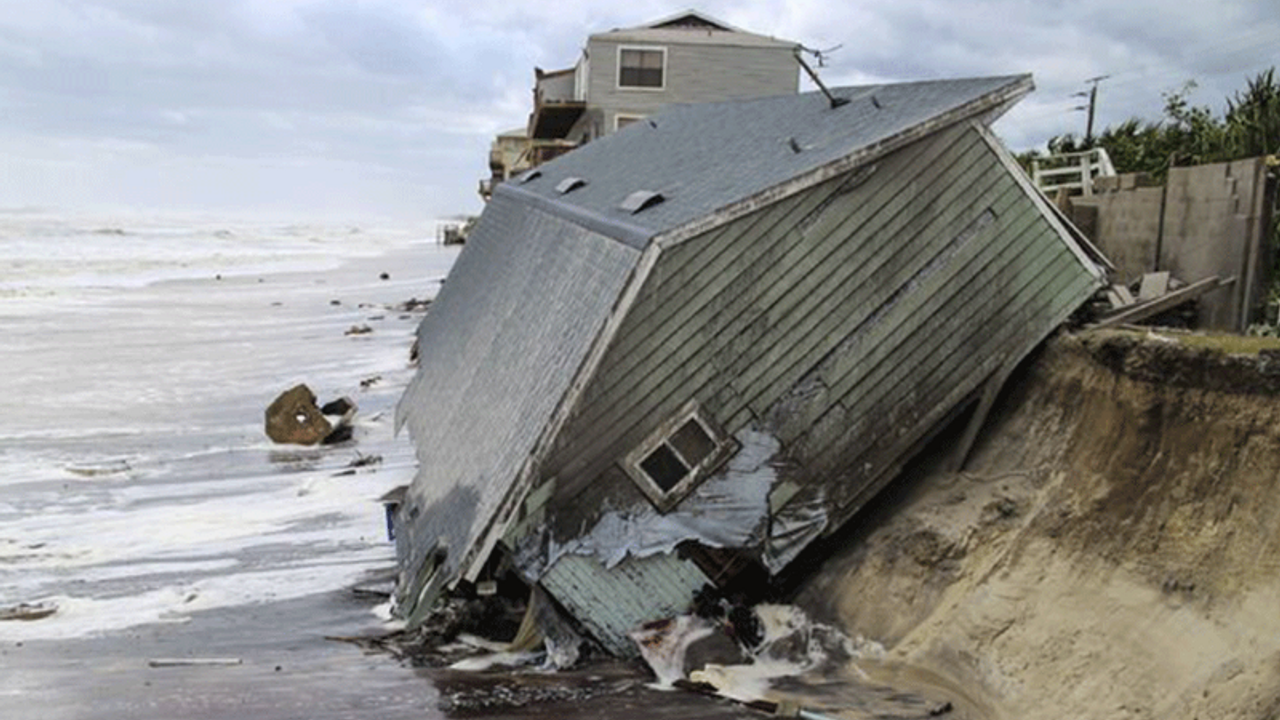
(1092, 276, 1232, 328)
(147, 657, 243, 668)
(1138, 271, 1171, 301)
(0, 602, 57, 622)
(1106, 284, 1136, 309)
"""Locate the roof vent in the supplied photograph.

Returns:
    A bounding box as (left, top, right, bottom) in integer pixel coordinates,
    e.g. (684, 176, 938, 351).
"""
(556, 177, 587, 194)
(619, 190, 665, 214)
(517, 169, 542, 184)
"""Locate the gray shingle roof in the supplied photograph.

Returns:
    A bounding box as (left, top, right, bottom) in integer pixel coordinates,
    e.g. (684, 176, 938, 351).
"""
(394, 193, 641, 606)
(500, 74, 1033, 244)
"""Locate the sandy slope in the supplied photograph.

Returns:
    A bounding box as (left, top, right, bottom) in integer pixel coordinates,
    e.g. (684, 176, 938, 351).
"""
(797, 329, 1280, 720)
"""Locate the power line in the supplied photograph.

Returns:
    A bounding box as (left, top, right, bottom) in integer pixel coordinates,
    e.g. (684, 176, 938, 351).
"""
(1072, 75, 1110, 144)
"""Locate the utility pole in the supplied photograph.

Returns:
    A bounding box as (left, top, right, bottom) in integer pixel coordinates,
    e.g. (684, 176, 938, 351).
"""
(1073, 75, 1110, 146)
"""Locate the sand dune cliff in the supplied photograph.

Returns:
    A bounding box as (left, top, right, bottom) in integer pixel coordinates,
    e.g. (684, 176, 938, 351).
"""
(797, 329, 1280, 720)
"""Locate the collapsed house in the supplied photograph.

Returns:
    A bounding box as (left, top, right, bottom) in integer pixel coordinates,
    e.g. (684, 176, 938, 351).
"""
(393, 74, 1109, 656)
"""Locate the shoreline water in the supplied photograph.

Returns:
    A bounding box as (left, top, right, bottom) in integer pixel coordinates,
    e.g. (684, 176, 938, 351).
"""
(0, 225, 456, 718)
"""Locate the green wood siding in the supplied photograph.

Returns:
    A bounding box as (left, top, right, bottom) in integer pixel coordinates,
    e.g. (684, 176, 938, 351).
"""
(537, 122, 1099, 541)
(540, 553, 710, 656)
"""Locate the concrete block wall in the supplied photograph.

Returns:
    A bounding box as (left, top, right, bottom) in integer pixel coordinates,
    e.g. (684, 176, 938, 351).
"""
(1072, 157, 1274, 331)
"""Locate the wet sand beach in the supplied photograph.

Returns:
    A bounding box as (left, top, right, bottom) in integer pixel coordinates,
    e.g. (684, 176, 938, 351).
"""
(0, 225, 452, 719)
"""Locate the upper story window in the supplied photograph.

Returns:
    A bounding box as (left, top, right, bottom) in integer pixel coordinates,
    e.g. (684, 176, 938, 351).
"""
(618, 46, 666, 90)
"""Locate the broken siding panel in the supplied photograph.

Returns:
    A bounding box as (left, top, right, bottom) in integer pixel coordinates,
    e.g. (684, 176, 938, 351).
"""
(394, 192, 640, 618)
(540, 553, 710, 656)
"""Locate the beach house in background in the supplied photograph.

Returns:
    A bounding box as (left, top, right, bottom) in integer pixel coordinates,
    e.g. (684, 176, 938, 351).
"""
(396, 73, 1109, 656)
(480, 10, 800, 199)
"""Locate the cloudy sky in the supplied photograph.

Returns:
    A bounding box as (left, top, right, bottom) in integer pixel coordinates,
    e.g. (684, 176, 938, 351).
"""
(0, 0, 1274, 222)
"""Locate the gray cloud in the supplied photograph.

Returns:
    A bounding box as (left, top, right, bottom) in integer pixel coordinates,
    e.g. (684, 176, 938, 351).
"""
(0, 0, 1274, 220)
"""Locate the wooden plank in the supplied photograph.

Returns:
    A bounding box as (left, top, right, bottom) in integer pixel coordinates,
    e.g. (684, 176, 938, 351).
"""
(1138, 271, 1170, 300)
(148, 658, 243, 668)
(946, 355, 1016, 473)
(1106, 284, 1136, 308)
(1091, 276, 1231, 328)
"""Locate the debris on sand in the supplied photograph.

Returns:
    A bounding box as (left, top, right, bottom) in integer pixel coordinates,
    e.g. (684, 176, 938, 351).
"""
(396, 297, 432, 313)
(345, 452, 382, 469)
(264, 384, 357, 446)
(0, 602, 57, 622)
(147, 658, 243, 668)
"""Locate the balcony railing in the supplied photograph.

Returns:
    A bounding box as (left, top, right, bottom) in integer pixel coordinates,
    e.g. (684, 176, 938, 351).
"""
(1032, 147, 1116, 196)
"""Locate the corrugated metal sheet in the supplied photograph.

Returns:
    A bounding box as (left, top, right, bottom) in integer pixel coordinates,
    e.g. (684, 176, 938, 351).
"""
(393, 192, 640, 620)
(540, 553, 710, 657)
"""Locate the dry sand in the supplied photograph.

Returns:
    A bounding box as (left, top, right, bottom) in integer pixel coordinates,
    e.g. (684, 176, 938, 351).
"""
(796, 329, 1280, 720)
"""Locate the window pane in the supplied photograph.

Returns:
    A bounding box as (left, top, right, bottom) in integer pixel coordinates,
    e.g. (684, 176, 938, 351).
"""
(670, 418, 715, 467)
(640, 443, 689, 492)
(620, 49, 663, 87)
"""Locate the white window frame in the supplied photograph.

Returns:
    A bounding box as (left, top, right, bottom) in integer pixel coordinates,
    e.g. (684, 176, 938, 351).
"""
(621, 400, 737, 513)
(614, 113, 646, 132)
(616, 45, 667, 91)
